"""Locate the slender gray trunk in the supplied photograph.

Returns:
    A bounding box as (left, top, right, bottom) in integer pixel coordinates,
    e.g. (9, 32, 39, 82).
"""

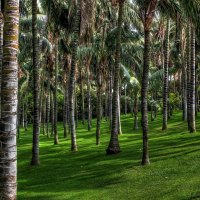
(162, 18, 170, 130)
(190, 26, 196, 133)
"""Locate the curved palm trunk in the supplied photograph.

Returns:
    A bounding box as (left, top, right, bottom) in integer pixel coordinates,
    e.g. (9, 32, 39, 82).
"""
(162, 18, 170, 130)
(106, 0, 124, 154)
(0, 0, 19, 198)
(68, 0, 81, 151)
(190, 26, 196, 133)
(31, 0, 40, 165)
(53, 36, 59, 144)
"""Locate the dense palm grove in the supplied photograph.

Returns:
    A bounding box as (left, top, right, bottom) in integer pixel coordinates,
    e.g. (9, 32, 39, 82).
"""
(0, 0, 200, 199)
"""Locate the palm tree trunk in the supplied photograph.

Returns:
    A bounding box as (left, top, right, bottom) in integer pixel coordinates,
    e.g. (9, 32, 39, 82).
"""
(124, 83, 127, 115)
(42, 93, 46, 135)
(141, 0, 158, 165)
(186, 25, 191, 131)
(46, 77, 50, 137)
(53, 36, 59, 144)
(181, 28, 187, 121)
(141, 30, 150, 165)
(22, 102, 25, 128)
(118, 84, 122, 135)
(31, 0, 40, 165)
(105, 88, 108, 121)
(162, 18, 170, 130)
(0, 0, 19, 198)
(75, 88, 78, 129)
(106, 0, 124, 154)
(68, 0, 81, 151)
(134, 94, 138, 130)
(51, 90, 54, 136)
(182, 62, 187, 121)
(80, 69, 85, 125)
(39, 76, 44, 128)
(24, 100, 28, 131)
(63, 80, 68, 138)
(96, 82, 101, 145)
(0, 3, 3, 117)
(109, 62, 113, 129)
(190, 26, 196, 133)
(87, 63, 92, 131)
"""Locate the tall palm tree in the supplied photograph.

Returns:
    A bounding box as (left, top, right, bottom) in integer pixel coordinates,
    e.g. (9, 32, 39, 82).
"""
(96, 62, 102, 145)
(107, 0, 125, 154)
(162, 17, 170, 130)
(86, 60, 92, 131)
(53, 34, 59, 144)
(190, 25, 196, 133)
(31, 0, 40, 165)
(141, 0, 158, 165)
(68, 0, 81, 151)
(0, 0, 19, 198)
(186, 25, 191, 131)
(0, 1, 3, 117)
(46, 73, 50, 137)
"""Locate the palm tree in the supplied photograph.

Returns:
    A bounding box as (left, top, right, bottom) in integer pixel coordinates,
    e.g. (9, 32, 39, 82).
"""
(0, 0, 19, 198)
(141, 0, 158, 165)
(162, 17, 170, 130)
(86, 60, 92, 131)
(0, 1, 3, 117)
(190, 25, 196, 133)
(107, 0, 125, 154)
(68, 0, 81, 151)
(186, 25, 191, 131)
(96, 62, 102, 145)
(31, 0, 40, 165)
(80, 67, 85, 125)
(46, 73, 50, 137)
(53, 34, 59, 144)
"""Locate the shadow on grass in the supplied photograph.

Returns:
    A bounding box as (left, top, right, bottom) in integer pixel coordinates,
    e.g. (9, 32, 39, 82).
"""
(17, 112, 200, 200)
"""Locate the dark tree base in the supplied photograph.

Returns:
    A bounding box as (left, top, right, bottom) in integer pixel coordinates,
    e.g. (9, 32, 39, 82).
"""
(71, 146, 78, 152)
(106, 147, 121, 155)
(54, 138, 59, 145)
(141, 159, 150, 166)
(30, 158, 40, 166)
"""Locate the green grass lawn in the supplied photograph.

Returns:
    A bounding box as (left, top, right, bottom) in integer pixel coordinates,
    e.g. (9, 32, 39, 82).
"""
(18, 112, 200, 200)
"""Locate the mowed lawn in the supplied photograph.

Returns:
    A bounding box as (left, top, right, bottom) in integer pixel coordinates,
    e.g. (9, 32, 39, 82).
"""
(18, 112, 200, 200)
